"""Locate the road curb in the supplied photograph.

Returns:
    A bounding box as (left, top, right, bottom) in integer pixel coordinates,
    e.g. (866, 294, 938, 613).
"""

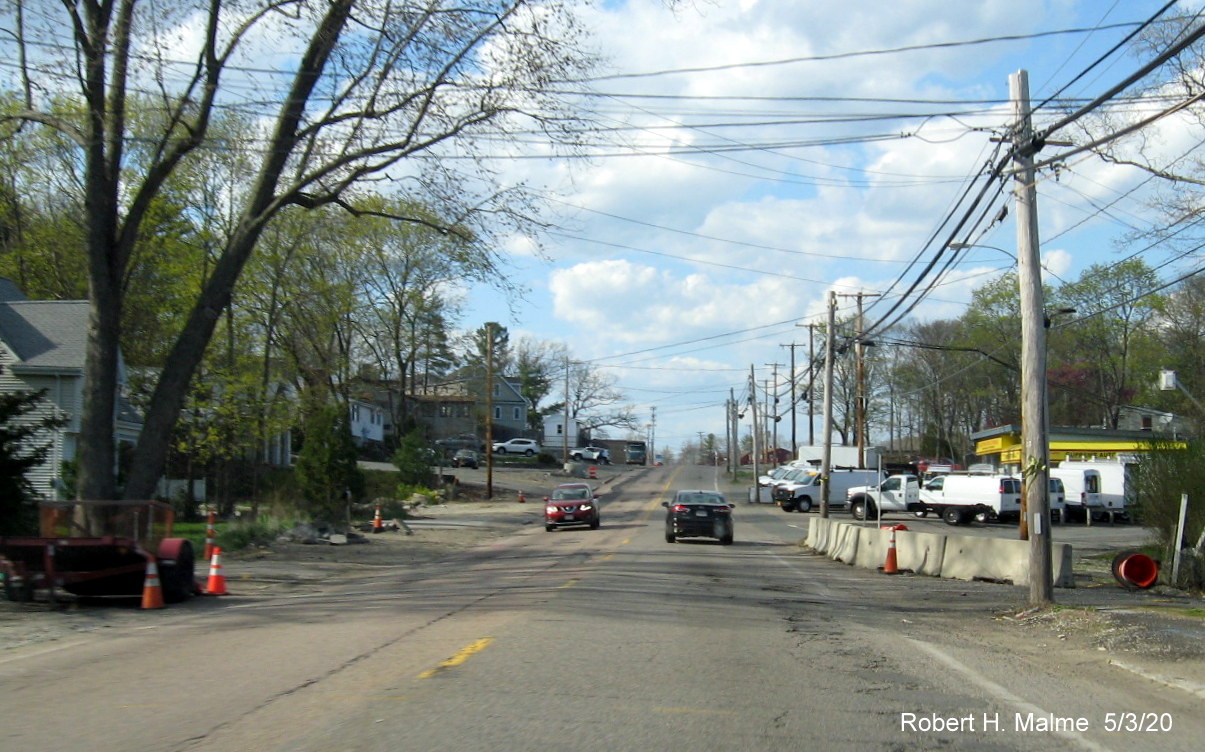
(1107, 658, 1205, 699)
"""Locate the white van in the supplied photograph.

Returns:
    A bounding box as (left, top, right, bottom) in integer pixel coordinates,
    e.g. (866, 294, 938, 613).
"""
(920, 474, 1022, 522)
(774, 469, 882, 512)
(1051, 460, 1131, 521)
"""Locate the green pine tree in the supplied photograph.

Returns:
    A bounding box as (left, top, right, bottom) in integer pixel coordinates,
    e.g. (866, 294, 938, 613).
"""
(0, 390, 67, 535)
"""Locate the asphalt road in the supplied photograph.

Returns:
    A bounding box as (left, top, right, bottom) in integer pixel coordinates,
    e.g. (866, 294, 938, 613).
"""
(1, 465, 1201, 751)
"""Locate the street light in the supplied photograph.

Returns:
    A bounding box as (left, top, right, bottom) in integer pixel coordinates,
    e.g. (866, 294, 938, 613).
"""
(948, 241, 1016, 261)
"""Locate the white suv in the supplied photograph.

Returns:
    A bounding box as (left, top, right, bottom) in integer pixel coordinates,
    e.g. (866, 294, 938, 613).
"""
(492, 438, 541, 456)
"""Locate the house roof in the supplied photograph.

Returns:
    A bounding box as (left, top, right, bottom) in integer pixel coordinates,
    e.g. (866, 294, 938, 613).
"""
(0, 300, 90, 373)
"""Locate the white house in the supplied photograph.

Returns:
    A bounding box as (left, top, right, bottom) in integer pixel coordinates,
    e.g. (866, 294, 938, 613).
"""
(542, 414, 584, 451)
(349, 397, 385, 445)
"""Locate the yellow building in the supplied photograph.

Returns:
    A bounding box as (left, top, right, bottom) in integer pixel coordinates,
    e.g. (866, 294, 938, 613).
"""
(970, 424, 1185, 466)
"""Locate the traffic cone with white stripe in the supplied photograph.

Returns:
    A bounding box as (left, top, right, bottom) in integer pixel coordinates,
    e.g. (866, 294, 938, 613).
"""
(141, 557, 165, 609)
(203, 508, 217, 561)
(372, 504, 383, 533)
(204, 547, 228, 595)
(882, 526, 900, 575)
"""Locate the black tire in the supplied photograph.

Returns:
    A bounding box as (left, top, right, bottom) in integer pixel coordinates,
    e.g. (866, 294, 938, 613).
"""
(159, 541, 196, 603)
(496, 448, 507, 455)
(850, 500, 866, 521)
(943, 506, 967, 526)
(524, 449, 534, 456)
(780, 501, 795, 513)
(720, 534, 733, 545)
(590, 517, 600, 530)
(665, 531, 676, 543)
(4, 573, 33, 603)
(974, 511, 990, 524)
(545, 524, 555, 532)
(796, 497, 812, 513)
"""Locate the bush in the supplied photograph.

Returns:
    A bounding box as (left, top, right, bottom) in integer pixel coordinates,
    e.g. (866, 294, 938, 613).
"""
(392, 429, 436, 487)
(295, 400, 364, 523)
(1133, 439, 1205, 552)
(217, 514, 297, 551)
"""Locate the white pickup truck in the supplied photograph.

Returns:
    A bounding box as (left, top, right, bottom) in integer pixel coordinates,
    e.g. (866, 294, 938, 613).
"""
(846, 474, 997, 525)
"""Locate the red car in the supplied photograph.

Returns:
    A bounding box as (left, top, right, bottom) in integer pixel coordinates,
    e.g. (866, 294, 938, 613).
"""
(544, 483, 601, 531)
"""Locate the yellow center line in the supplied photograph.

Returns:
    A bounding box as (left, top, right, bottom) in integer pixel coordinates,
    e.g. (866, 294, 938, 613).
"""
(557, 578, 580, 589)
(638, 465, 684, 522)
(417, 637, 494, 679)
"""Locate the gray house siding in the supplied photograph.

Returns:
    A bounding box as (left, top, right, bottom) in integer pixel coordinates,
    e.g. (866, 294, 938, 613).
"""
(0, 292, 141, 499)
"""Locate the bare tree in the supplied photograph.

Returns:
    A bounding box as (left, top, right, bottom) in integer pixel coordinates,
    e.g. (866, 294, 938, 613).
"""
(2, 1, 598, 499)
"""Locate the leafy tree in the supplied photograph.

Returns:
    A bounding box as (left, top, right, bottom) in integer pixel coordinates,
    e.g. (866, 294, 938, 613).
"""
(294, 400, 363, 524)
(1058, 259, 1163, 429)
(0, 390, 66, 535)
(1133, 439, 1205, 573)
(2, 1, 599, 502)
(513, 337, 569, 429)
(392, 430, 437, 489)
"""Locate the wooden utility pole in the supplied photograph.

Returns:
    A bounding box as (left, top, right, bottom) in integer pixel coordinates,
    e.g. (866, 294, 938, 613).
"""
(819, 292, 837, 518)
(1012, 69, 1053, 606)
(838, 292, 879, 468)
(807, 323, 819, 445)
(485, 324, 494, 499)
(781, 343, 799, 457)
(750, 365, 761, 497)
(563, 357, 571, 465)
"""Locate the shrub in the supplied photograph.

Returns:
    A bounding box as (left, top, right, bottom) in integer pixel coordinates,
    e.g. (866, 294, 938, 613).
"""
(217, 514, 296, 550)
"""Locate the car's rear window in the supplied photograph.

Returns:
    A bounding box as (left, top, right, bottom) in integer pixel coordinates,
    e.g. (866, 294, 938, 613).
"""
(676, 493, 725, 505)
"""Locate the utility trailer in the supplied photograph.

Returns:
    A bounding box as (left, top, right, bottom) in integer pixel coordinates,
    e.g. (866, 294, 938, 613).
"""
(0, 500, 196, 604)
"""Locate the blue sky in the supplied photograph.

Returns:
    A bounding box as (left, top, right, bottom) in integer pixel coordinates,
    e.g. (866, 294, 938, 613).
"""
(454, 0, 1205, 456)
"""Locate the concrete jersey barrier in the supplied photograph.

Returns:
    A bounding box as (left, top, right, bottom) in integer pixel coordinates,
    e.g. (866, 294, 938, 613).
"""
(805, 517, 1074, 587)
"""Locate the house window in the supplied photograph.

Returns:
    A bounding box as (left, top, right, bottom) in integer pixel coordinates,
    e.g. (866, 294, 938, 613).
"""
(494, 406, 501, 420)
(513, 407, 521, 421)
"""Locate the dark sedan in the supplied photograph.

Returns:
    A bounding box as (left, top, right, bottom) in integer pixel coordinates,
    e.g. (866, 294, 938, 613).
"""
(663, 490, 733, 544)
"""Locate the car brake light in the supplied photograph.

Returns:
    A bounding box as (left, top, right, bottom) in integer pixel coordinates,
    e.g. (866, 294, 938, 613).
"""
(671, 504, 690, 512)
(713, 506, 731, 514)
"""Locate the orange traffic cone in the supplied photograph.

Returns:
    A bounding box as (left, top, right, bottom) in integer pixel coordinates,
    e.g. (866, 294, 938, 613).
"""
(204, 547, 228, 595)
(883, 526, 900, 575)
(203, 508, 217, 561)
(517, 491, 526, 504)
(372, 504, 383, 533)
(588, 465, 598, 479)
(141, 557, 165, 609)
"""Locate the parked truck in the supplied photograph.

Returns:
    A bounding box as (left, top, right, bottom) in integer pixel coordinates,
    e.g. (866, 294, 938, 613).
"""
(846, 473, 1017, 525)
(774, 468, 882, 512)
(1051, 459, 1133, 522)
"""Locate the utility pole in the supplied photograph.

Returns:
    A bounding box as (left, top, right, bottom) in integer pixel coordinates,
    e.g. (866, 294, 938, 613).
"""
(781, 343, 799, 456)
(1012, 69, 1053, 606)
(485, 324, 494, 499)
(750, 365, 761, 497)
(807, 324, 819, 445)
(765, 363, 783, 461)
(649, 405, 656, 464)
(563, 356, 570, 465)
(838, 292, 879, 468)
(819, 292, 837, 518)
